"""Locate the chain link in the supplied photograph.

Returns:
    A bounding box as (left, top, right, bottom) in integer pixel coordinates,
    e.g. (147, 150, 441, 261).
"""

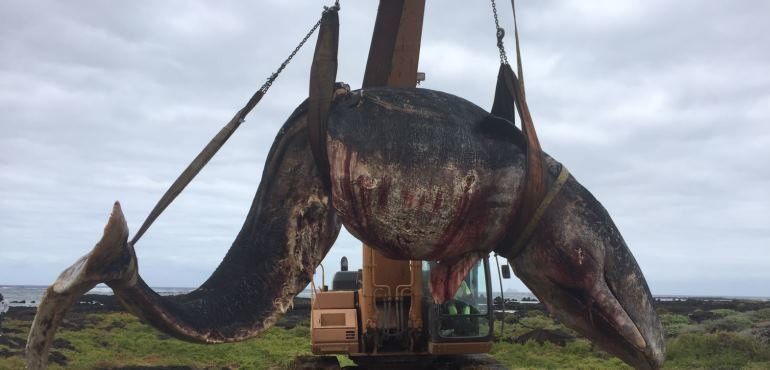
(259, 2, 341, 95)
(490, 0, 509, 65)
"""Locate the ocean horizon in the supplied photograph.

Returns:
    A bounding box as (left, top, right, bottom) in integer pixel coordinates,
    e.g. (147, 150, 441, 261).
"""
(2, 284, 768, 308)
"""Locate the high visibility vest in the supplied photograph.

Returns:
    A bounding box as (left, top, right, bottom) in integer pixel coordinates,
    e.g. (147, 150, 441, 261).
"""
(447, 303, 458, 315)
(459, 281, 471, 296)
(447, 302, 471, 316)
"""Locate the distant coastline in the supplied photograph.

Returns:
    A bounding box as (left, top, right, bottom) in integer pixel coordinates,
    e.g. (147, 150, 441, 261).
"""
(2, 284, 768, 308)
(3, 286, 769, 369)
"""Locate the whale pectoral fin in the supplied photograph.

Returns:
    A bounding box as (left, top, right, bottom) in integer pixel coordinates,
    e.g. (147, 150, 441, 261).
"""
(26, 202, 136, 370)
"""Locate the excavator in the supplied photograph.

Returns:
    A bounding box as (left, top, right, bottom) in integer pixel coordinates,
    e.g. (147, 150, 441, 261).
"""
(308, 1, 505, 366)
(311, 250, 504, 362)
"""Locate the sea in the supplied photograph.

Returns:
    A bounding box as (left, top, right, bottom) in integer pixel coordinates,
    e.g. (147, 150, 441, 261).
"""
(2, 285, 767, 308)
(0, 284, 315, 307)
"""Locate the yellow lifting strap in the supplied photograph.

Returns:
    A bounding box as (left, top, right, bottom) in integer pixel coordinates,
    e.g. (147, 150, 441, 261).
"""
(507, 165, 571, 258)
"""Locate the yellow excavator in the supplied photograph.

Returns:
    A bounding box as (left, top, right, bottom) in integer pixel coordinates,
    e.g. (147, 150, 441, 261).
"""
(306, 1, 510, 368)
(311, 247, 502, 360)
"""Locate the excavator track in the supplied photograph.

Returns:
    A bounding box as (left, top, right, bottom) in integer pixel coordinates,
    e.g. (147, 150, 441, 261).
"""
(293, 354, 508, 370)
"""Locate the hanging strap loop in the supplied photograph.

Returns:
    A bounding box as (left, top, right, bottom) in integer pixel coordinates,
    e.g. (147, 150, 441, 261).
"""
(505, 165, 570, 259)
(489, 0, 564, 259)
(308, 6, 340, 194)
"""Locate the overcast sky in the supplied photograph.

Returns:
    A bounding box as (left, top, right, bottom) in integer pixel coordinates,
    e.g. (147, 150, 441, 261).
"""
(1, 1, 768, 297)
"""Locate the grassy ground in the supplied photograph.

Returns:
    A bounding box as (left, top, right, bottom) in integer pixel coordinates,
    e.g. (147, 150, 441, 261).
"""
(488, 310, 630, 369)
(1, 303, 769, 369)
(488, 306, 770, 369)
(1, 312, 323, 369)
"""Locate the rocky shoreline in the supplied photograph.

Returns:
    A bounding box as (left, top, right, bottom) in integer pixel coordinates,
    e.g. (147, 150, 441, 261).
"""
(2, 295, 769, 368)
(1, 294, 315, 367)
(5, 293, 770, 339)
(4, 294, 314, 330)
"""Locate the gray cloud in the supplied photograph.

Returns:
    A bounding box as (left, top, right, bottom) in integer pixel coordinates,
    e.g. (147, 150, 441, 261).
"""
(1, 1, 768, 297)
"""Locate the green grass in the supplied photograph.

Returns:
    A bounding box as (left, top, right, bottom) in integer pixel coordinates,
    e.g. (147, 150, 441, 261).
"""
(490, 339, 629, 369)
(661, 308, 770, 369)
(1, 313, 351, 369)
(710, 309, 741, 318)
(751, 308, 770, 321)
(666, 333, 770, 369)
(706, 315, 754, 333)
(489, 311, 629, 369)
(2, 305, 770, 369)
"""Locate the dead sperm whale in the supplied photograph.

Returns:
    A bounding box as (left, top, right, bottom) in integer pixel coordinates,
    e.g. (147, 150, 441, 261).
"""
(27, 87, 664, 369)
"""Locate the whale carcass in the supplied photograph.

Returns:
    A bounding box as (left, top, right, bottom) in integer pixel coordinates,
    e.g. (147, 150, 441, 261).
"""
(27, 87, 664, 369)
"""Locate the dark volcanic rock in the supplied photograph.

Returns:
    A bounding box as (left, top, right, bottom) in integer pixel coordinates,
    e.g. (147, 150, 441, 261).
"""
(52, 338, 76, 351)
(7, 306, 36, 321)
(654, 298, 770, 315)
(275, 297, 311, 329)
(6, 294, 125, 323)
(60, 312, 90, 331)
(0, 335, 25, 350)
(293, 355, 340, 370)
(48, 350, 68, 366)
(106, 367, 192, 370)
(0, 348, 20, 358)
(105, 319, 127, 331)
(0, 327, 22, 335)
(513, 328, 574, 346)
(689, 309, 718, 323)
(72, 294, 124, 312)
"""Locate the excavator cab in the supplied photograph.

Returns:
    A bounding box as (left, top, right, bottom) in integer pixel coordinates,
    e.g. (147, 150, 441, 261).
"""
(425, 260, 493, 349)
(311, 246, 494, 359)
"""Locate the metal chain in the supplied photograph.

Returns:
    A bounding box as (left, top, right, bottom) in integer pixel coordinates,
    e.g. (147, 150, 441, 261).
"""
(259, 2, 341, 94)
(490, 0, 509, 65)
